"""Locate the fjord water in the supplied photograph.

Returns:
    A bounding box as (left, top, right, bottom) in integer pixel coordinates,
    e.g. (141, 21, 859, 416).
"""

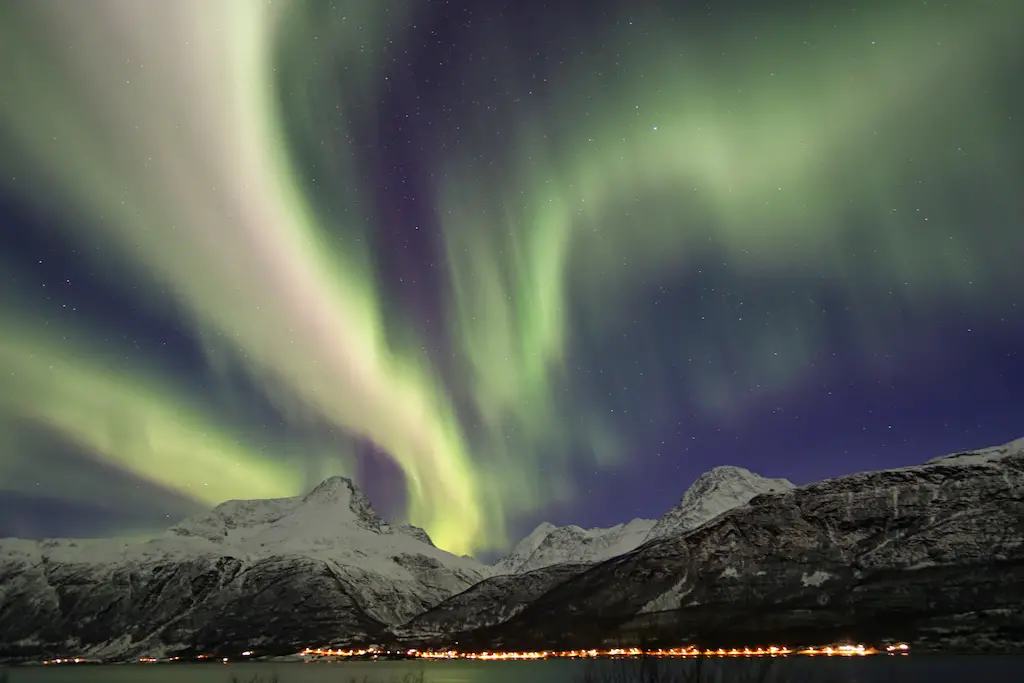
(6, 657, 1024, 683)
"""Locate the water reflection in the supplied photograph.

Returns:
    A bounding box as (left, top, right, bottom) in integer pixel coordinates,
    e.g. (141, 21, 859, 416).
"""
(5, 657, 1024, 683)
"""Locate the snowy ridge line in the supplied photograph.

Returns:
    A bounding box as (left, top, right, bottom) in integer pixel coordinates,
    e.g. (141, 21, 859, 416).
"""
(491, 437, 1024, 577)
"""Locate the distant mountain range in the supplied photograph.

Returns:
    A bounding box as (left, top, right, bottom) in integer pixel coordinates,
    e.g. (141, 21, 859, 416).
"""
(1, 437, 1022, 661)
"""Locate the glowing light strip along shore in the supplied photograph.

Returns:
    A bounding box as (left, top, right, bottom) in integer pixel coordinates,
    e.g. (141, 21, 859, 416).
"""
(301, 643, 910, 659)
(39, 643, 910, 665)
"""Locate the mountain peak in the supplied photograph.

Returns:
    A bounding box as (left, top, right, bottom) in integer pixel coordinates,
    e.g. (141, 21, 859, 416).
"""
(302, 475, 358, 501)
(701, 465, 768, 480)
(647, 466, 793, 540)
(492, 523, 557, 573)
(168, 475, 390, 544)
(300, 476, 386, 533)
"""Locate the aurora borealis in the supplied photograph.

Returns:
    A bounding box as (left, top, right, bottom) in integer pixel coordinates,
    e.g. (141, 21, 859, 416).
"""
(0, 0, 1021, 555)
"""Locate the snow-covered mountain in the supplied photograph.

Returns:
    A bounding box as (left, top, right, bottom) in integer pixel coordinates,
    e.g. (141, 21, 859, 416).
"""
(467, 436, 1024, 653)
(164, 476, 461, 569)
(646, 465, 794, 540)
(0, 476, 490, 662)
(494, 518, 656, 574)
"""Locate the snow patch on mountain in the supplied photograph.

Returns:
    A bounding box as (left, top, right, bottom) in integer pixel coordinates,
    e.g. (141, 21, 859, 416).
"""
(494, 518, 655, 574)
(646, 465, 794, 540)
(639, 571, 692, 614)
(801, 570, 833, 587)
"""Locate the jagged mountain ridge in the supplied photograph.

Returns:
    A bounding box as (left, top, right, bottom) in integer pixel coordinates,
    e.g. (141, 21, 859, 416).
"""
(493, 466, 790, 575)
(465, 437, 1024, 652)
(0, 476, 490, 662)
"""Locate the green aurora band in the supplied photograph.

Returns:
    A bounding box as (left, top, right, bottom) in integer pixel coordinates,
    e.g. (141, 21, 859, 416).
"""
(0, 0, 1020, 553)
(0, 310, 305, 510)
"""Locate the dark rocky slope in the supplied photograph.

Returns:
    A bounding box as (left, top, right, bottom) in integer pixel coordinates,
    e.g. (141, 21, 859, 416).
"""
(399, 563, 591, 640)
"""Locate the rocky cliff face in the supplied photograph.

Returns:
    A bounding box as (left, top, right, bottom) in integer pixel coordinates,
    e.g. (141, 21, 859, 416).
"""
(494, 518, 656, 574)
(467, 438, 1024, 652)
(0, 477, 490, 662)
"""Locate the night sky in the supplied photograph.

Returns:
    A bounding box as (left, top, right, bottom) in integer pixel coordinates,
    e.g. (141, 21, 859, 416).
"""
(0, 0, 1021, 556)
